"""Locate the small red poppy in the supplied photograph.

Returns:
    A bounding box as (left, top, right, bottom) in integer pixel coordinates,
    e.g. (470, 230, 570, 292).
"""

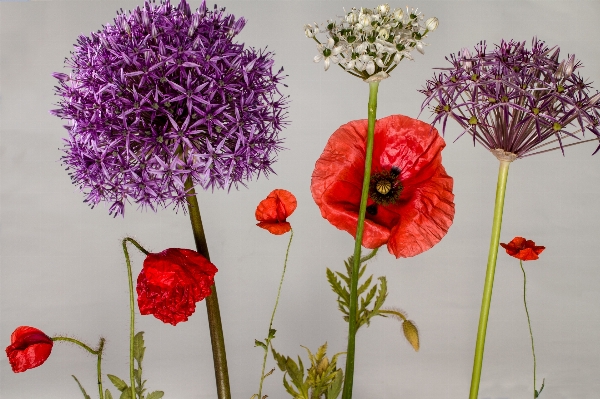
(311, 114, 455, 258)
(137, 248, 218, 325)
(500, 237, 545, 261)
(5, 326, 53, 373)
(255, 189, 297, 235)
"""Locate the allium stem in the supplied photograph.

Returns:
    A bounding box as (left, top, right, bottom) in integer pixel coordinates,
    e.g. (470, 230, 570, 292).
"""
(184, 177, 231, 399)
(469, 159, 511, 399)
(342, 80, 379, 399)
(51, 336, 105, 399)
(257, 228, 294, 399)
(122, 237, 149, 399)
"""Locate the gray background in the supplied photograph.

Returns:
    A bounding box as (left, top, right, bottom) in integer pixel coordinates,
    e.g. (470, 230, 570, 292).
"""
(1, 1, 599, 398)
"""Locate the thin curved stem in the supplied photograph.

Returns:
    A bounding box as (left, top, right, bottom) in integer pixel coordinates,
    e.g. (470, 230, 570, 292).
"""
(469, 159, 511, 399)
(52, 336, 105, 399)
(341, 80, 380, 399)
(520, 260, 538, 398)
(257, 229, 294, 399)
(184, 177, 231, 399)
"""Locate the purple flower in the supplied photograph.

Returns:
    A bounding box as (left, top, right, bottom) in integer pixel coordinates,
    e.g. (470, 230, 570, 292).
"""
(420, 38, 600, 159)
(51, 0, 289, 216)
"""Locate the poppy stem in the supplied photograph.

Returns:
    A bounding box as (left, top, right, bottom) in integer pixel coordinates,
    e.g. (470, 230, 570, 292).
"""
(51, 336, 105, 399)
(184, 177, 231, 399)
(341, 80, 379, 399)
(469, 159, 512, 399)
(122, 237, 148, 399)
(257, 228, 294, 399)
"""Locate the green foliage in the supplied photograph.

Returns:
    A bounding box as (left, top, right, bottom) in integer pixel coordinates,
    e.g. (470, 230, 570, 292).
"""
(71, 375, 91, 399)
(107, 332, 162, 399)
(272, 343, 344, 399)
(326, 248, 387, 330)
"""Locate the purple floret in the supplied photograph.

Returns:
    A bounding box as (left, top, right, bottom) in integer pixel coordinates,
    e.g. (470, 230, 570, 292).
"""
(51, 0, 289, 216)
(420, 38, 600, 158)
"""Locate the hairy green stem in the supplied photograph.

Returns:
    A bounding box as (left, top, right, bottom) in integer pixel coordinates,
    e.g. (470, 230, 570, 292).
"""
(341, 80, 379, 399)
(469, 159, 511, 399)
(52, 337, 105, 399)
(520, 260, 538, 398)
(257, 229, 294, 399)
(122, 238, 149, 399)
(184, 177, 231, 399)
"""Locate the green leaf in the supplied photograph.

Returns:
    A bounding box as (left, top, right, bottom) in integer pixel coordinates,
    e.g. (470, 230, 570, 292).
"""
(146, 391, 164, 399)
(71, 375, 91, 399)
(133, 331, 146, 364)
(326, 370, 343, 399)
(107, 374, 129, 392)
(255, 339, 267, 350)
(105, 389, 114, 399)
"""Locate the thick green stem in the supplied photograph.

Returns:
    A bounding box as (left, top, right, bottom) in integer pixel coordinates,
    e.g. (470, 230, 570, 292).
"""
(520, 260, 538, 398)
(257, 229, 294, 399)
(184, 177, 231, 399)
(341, 81, 379, 399)
(469, 159, 511, 399)
(52, 336, 105, 399)
(122, 238, 149, 399)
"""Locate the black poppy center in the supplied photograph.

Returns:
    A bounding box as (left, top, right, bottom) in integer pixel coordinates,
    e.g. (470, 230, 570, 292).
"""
(368, 166, 403, 207)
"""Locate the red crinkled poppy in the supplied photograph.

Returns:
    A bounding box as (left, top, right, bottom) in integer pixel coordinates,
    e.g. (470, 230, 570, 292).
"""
(500, 237, 545, 261)
(5, 326, 53, 373)
(137, 248, 218, 326)
(311, 114, 455, 258)
(255, 189, 297, 235)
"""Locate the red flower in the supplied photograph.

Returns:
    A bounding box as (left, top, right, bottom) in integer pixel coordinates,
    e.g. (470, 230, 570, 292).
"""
(255, 189, 297, 235)
(500, 237, 545, 261)
(137, 248, 218, 325)
(311, 114, 455, 258)
(5, 326, 53, 373)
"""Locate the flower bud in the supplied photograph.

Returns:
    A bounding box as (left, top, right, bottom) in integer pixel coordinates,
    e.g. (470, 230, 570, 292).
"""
(425, 17, 439, 31)
(402, 320, 420, 351)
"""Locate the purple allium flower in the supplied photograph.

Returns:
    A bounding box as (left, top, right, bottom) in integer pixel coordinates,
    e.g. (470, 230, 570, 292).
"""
(51, 0, 289, 216)
(420, 38, 600, 159)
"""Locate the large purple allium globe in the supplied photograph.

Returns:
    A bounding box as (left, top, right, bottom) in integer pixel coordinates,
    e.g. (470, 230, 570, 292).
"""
(51, 0, 289, 216)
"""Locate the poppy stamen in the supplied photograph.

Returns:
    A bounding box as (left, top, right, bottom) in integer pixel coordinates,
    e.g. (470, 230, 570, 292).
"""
(369, 167, 403, 206)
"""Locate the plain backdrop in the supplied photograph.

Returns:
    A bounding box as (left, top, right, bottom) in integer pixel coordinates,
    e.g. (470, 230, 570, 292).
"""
(1, 1, 599, 398)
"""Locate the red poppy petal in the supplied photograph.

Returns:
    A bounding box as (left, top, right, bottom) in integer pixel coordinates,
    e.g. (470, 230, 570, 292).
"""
(311, 115, 454, 257)
(257, 221, 292, 235)
(5, 326, 53, 373)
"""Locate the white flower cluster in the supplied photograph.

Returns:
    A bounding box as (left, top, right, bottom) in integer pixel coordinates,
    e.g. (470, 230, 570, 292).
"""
(305, 4, 438, 81)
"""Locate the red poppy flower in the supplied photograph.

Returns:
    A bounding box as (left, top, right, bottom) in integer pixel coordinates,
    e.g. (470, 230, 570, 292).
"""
(137, 248, 218, 325)
(500, 237, 545, 261)
(311, 114, 455, 258)
(5, 326, 53, 373)
(255, 189, 297, 235)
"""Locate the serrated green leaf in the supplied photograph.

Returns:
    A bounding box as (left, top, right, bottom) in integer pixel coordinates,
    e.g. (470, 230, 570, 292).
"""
(71, 375, 91, 399)
(146, 391, 164, 399)
(107, 374, 128, 392)
(326, 370, 344, 399)
(255, 339, 267, 350)
(105, 389, 114, 399)
(133, 331, 145, 364)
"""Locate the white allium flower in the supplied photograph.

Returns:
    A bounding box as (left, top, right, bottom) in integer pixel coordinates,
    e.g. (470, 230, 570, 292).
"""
(304, 4, 438, 80)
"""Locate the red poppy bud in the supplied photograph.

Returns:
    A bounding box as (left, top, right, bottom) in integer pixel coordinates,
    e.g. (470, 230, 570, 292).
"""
(137, 248, 218, 325)
(255, 189, 297, 235)
(5, 326, 53, 373)
(311, 114, 455, 258)
(500, 237, 545, 261)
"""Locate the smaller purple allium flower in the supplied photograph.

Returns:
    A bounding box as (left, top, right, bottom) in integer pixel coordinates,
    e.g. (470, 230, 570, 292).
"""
(51, 0, 289, 216)
(420, 38, 600, 159)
